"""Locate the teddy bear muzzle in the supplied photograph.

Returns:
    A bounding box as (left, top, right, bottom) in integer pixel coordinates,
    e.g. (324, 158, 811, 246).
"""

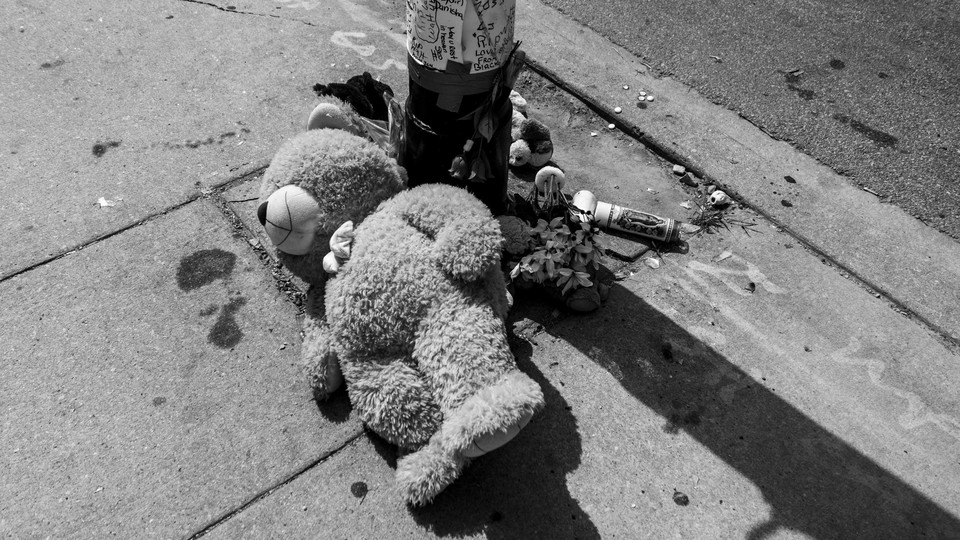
(257, 185, 321, 255)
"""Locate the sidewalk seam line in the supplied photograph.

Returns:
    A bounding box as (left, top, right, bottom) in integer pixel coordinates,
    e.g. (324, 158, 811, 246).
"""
(0, 200, 196, 284)
(0, 164, 268, 285)
(209, 176, 309, 314)
(186, 429, 365, 539)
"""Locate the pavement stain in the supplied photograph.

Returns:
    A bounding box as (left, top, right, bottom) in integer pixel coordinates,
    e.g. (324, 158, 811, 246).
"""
(92, 140, 121, 157)
(786, 85, 815, 101)
(350, 481, 368, 498)
(176, 249, 236, 291)
(40, 58, 65, 69)
(162, 129, 249, 151)
(832, 114, 898, 147)
(176, 249, 247, 348)
(780, 70, 817, 101)
(661, 341, 677, 363)
(208, 296, 247, 349)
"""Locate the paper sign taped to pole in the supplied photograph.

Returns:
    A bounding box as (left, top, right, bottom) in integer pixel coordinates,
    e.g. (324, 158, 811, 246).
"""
(407, 0, 516, 73)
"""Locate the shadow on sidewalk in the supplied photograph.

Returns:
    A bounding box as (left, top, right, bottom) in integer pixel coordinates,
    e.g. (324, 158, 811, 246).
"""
(519, 281, 959, 539)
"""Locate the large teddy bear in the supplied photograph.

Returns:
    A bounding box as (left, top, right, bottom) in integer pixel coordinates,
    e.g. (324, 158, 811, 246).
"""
(257, 99, 544, 506)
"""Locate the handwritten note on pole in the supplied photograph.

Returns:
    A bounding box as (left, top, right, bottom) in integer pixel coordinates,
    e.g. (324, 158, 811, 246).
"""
(406, 0, 515, 73)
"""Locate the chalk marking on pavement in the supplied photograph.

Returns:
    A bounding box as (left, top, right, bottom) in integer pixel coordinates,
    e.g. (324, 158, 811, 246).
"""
(363, 58, 407, 71)
(329, 30, 407, 72)
(675, 257, 960, 442)
(334, 0, 408, 48)
(829, 337, 960, 442)
(272, 0, 322, 9)
(684, 256, 788, 297)
(331, 31, 377, 57)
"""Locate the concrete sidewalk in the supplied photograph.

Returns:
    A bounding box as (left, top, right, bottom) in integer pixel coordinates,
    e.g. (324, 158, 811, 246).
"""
(2, 1, 958, 539)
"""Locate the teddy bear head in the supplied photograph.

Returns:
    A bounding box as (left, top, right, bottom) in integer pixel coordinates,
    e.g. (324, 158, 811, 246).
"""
(257, 126, 406, 286)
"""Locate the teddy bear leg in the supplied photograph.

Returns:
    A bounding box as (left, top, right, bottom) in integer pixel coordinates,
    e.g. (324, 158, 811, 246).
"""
(395, 436, 467, 506)
(437, 369, 542, 457)
(302, 327, 343, 401)
(394, 368, 541, 506)
(415, 305, 545, 455)
(340, 356, 442, 450)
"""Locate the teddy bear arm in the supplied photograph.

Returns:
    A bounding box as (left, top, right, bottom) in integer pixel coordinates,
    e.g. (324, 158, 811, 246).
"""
(340, 354, 443, 449)
(300, 286, 343, 400)
(432, 217, 504, 282)
(301, 316, 343, 401)
(386, 186, 504, 282)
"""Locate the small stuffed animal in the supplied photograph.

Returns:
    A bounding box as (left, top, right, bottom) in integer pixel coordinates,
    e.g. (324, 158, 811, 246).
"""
(258, 106, 544, 506)
(509, 89, 528, 115)
(508, 91, 554, 168)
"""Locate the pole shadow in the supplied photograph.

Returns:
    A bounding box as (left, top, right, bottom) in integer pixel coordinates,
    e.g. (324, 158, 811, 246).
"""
(516, 280, 959, 539)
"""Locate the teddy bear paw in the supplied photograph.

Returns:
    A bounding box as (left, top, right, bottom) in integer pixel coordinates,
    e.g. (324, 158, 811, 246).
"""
(305, 357, 344, 401)
(395, 444, 466, 506)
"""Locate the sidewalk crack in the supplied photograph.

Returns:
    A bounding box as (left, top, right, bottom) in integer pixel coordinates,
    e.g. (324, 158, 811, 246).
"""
(186, 429, 364, 539)
(178, 0, 317, 26)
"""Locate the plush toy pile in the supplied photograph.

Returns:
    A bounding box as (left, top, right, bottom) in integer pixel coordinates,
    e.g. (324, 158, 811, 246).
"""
(257, 77, 544, 506)
(508, 90, 554, 168)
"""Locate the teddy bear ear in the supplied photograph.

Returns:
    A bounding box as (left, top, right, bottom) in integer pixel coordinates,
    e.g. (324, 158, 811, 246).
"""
(257, 199, 269, 226)
(307, 102, 353, 132)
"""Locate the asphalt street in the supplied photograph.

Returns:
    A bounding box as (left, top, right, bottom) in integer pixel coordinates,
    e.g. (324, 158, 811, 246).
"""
(541, 0, 960, 240)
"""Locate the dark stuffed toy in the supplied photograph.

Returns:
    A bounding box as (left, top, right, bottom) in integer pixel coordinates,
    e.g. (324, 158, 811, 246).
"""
(312, 71, 394, 122)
